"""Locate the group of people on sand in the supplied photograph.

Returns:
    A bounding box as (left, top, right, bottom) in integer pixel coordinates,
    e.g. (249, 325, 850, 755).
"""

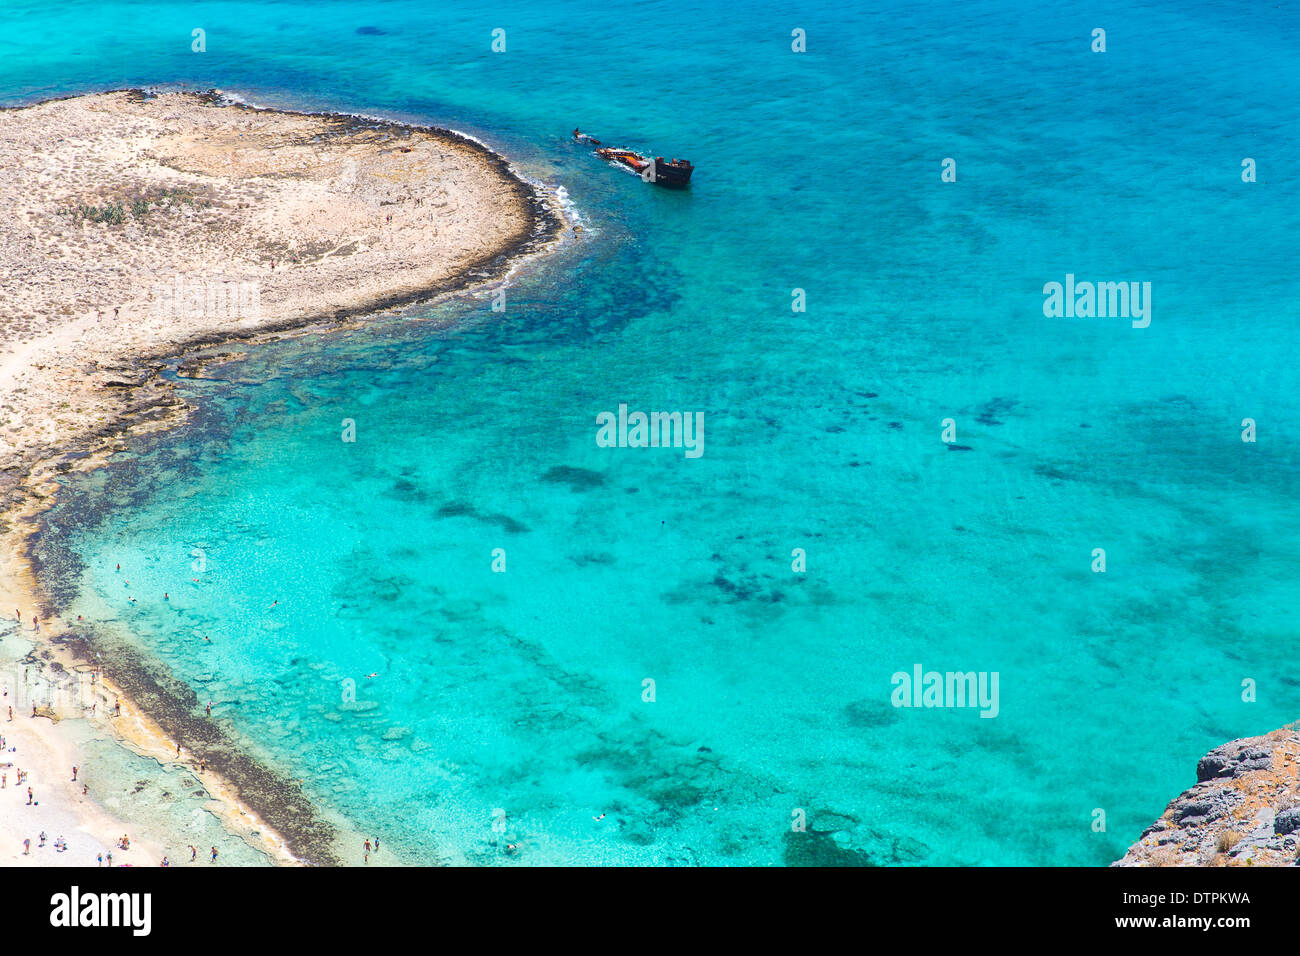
(157, 846, 215, 867)
(5, 609, 239, 869)
(36, 831, 68, 852)
(92, 843, 220, 866)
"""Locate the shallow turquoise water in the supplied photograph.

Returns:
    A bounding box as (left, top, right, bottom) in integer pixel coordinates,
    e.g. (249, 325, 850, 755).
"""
(8, 0, 1300, 864)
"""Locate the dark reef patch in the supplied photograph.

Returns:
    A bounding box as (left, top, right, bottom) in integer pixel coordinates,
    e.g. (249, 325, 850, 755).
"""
(385, 478, 429, 503)
(783, 829, 875, 866)
(436, 500, 529, 534)
(973, 396, 1019, 427)
(1033, 462, 1074, 482)
(541, 465, 606, 491)
(843, 698, 899, 729)
(711, 573, 784, 604)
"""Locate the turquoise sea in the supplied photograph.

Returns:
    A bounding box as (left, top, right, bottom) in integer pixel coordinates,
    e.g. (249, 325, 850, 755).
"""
(4, 0, 1299, 865)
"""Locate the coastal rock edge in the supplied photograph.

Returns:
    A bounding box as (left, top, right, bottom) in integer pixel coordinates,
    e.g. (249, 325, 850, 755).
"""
(1114, 723, 1300, 867)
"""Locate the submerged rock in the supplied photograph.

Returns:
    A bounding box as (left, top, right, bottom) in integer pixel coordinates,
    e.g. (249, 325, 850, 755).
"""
(782, 828, 874, 867)
(541, 465, 606, 491)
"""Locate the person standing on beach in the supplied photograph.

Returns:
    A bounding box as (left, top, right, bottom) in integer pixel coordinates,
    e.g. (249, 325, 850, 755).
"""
(97, 853, 102, 867)
(189, 845, 197, 862)
(210, 846, 218, 863)
(106, 851, 112, 866)
(72, 765, 78, 781)
(26, 786, 33, 805)
(23, 839, 29, 855)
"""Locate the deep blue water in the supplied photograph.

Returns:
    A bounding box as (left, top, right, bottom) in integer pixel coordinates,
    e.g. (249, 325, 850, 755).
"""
(6, 0, 1300, 864)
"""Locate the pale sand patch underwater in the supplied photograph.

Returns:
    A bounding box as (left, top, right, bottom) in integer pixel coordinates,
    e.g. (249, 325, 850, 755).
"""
(0, 89, 566, 865)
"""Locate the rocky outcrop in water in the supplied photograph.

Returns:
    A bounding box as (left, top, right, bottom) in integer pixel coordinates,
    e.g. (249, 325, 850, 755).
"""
(1115, 724, 1300, 866)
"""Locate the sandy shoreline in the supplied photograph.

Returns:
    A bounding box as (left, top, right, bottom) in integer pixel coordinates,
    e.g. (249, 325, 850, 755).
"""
(0, 88, 566, 865)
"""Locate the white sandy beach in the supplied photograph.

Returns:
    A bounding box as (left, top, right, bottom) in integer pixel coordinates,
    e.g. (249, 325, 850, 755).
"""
(0, 664, 167, 867)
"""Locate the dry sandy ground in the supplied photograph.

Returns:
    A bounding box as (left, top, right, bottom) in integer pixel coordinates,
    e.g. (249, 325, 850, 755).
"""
(0, 89, 541, 469)
(0, 89, 559, 865)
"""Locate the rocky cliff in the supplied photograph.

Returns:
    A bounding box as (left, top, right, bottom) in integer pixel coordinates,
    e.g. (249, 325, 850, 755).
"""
(1115, 724, 1300, 866)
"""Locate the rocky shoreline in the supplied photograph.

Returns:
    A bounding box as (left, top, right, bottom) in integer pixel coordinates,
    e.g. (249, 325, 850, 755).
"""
(1115, 724, 1300, 867)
